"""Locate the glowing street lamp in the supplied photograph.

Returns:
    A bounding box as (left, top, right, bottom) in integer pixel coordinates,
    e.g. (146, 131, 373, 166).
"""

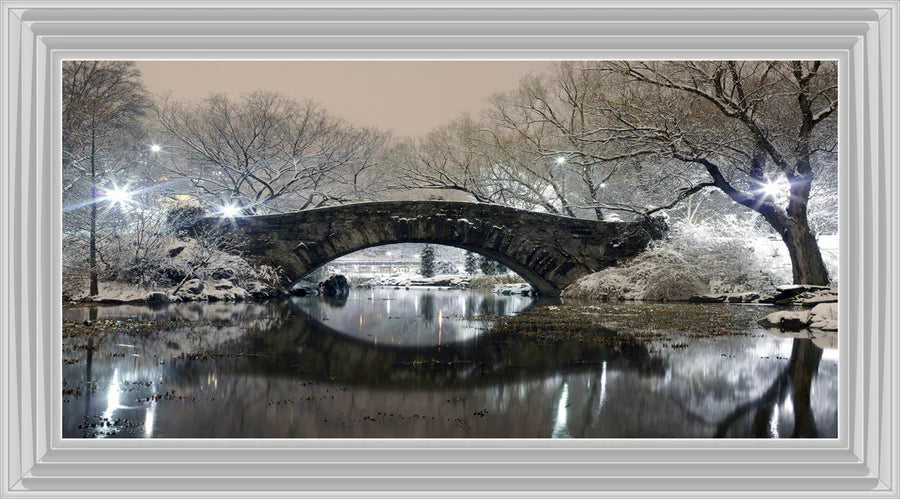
(219, 203, 241, 218)
(104, 185, 133, 207)
(149, 144, 162, 153)
(760, 179, 790, 198)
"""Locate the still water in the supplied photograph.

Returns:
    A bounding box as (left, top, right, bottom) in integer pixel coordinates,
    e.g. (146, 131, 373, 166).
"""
(62, 288, 837, 438)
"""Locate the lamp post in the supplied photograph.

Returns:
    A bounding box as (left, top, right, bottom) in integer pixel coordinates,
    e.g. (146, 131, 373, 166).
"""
(553, 155, 569, 214)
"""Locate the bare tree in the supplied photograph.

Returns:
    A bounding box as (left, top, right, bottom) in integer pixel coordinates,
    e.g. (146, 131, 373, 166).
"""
(315, 126, 393, 203)
(399, 65, 677, 220)
(395, 117, 504, 204)
(590, 61, 837, 285)
(485, 63, 666, 220)
(62, 61, 150, 295)
(155, 91, 389, 214)
(398, 115, 586, 214)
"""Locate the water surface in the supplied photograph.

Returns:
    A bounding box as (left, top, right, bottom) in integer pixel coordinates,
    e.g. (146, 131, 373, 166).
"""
(62, 288, 837, 438)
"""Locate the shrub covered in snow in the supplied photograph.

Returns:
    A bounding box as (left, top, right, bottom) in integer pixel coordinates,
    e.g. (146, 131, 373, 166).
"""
(564, 216, 784, 301)
(63, 200, 286, 302)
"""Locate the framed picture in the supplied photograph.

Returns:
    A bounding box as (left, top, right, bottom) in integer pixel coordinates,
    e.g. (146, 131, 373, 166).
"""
(1, 1, 896, 497)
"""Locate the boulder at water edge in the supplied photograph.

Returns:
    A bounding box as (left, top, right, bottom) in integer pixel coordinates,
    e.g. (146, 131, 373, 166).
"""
(318, 274, 351, 298)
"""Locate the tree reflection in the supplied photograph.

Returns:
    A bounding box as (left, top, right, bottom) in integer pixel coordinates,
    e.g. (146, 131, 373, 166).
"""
(419, 293, 436, 323)
(478, 295, 508, 316)
(714, 338, 823, 438)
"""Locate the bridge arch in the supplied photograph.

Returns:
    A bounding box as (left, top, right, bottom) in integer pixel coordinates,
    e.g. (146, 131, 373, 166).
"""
(192, 201, 665, 296)
(294, 239, 564, 295)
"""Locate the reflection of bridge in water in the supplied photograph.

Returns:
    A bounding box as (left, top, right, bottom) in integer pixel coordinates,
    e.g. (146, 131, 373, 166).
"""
(190, 201, 667, 295)
(227, 298, 667, 389)
(219, 302, 828, 437)
(71, 298, 833, 438)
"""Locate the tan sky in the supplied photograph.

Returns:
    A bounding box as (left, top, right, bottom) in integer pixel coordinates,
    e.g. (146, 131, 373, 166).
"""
(135, 61, 552, 137)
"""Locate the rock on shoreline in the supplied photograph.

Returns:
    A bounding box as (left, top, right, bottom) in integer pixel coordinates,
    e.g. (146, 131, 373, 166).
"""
(687, 284, 837, 306)
(758, 302, 838, 332)
(491, 283, 536, 296)
(69, 278, 284, 305)
(318, 274, 351, 298)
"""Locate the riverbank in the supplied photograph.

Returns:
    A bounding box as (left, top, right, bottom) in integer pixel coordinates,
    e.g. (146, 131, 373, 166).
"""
(64, 273, 535, 306)
(563, 266, 837, 307)
(64, 278, 285, 306)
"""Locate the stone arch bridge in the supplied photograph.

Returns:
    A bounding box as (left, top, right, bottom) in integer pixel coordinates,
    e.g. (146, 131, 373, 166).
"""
(191, 201, 666, 296)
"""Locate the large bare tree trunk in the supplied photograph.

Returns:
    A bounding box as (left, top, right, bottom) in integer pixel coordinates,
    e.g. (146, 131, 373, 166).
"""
(88, 131, 99, 296)
(781, 220, 830, 286)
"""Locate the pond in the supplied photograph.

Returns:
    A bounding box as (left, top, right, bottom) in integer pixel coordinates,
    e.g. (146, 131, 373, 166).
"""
(62, 288, 837, 438)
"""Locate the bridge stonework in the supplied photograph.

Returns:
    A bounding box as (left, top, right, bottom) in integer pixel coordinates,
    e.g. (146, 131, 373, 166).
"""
(195, 201, 666, 296)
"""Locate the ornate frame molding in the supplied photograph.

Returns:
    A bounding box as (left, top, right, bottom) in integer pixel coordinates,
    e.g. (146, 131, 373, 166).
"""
(1, 1, 897, 497)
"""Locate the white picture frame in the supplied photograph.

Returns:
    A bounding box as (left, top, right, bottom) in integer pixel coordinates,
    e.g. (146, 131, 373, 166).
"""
(1, 1, 897, 497)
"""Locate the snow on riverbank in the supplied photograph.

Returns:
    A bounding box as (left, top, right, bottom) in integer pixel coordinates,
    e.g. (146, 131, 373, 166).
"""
(65, 278, 281, 305)
(564, 234, 839, 302)
(359, 272, 527, 290)
(748, 234, 838, 283)
(359, 273, 472, 288)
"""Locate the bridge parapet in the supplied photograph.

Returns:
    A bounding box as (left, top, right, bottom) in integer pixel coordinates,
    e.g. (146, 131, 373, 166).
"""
(190, 201, 666, 296)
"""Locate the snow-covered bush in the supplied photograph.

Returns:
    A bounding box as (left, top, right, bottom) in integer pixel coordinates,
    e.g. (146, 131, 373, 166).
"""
(564, 215, 782, 301)
(63, 196, 287, 301)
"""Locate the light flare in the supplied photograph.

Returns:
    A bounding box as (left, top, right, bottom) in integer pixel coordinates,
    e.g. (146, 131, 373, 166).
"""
(760, 179, 791, 199)
(219, 203, 241, 218)
(104, 185, 133, 207)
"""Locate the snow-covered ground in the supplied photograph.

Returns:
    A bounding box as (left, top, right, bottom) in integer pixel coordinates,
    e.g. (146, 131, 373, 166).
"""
(359, 273, 473, 288)
(563, 234, 839, 302)
(748, 234, 839, 284)
(359, 273, 531, 294)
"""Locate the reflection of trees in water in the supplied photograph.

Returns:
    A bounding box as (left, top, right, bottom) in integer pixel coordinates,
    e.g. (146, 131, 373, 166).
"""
(67, 299, 834, 438)
(466, 295, 479, 316)
(419, 293, 436, 323)
(478, 295, 508, 317)
(713, 339, 824, 438)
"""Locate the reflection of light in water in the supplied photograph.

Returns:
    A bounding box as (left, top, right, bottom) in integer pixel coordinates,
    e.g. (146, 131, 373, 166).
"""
(552, 382, 571, 438)
(99, 368, 123, 437)
(386, 299, 390, 316)
(438, 310, 443, 345)
(784, 395, 794, 415)
(598, 362, 608, 411)
(144, 405, 156, 438)
(769, 403, 780, 438)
